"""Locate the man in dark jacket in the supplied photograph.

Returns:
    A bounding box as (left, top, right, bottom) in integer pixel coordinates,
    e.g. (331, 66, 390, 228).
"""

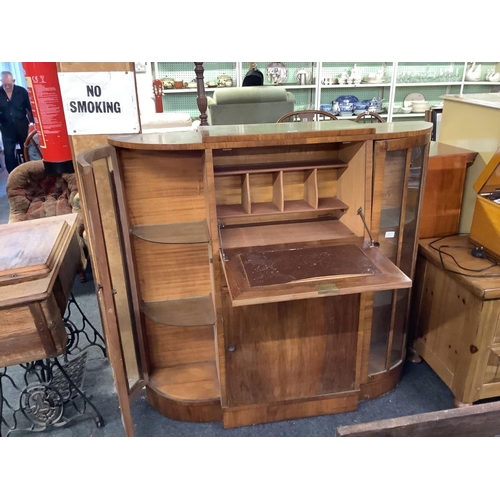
(0, 71, 34, 173)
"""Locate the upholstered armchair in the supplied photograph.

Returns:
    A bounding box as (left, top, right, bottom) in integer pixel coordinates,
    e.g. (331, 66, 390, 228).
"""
(206, 86, 295, 125)
(7, 160, 80, 223)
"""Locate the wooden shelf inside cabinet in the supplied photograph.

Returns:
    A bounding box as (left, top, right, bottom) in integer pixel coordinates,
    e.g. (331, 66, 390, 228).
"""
(214, 159, 348, 176)
(148, 361, 220, 402)
(141, 295, 215, 326)
(318, 197, 348, 210)
(220, 219, 359, 249)
(130, 221, 209, 244)
(217, 198, 348, 218)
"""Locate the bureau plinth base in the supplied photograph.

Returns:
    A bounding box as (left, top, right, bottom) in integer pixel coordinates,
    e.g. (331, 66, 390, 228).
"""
(222, 391, 359, 429)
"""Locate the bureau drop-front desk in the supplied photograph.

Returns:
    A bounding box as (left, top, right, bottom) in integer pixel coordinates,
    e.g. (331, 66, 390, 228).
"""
(76, 121, 432, 436)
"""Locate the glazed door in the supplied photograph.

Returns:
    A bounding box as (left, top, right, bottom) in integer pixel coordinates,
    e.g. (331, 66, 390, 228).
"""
(76, 146, 149, 437)
(368, 134, 430, 375)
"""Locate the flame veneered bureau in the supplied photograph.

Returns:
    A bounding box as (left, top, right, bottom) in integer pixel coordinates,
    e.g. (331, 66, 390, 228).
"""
(76, 120, 432, 435)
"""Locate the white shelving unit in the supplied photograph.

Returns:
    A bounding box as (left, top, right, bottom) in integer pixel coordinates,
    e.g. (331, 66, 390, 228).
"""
(151, 61, 500, 123)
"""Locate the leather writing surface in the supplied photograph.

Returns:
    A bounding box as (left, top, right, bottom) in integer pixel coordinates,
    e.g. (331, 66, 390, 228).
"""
(239, 244, 381, 287)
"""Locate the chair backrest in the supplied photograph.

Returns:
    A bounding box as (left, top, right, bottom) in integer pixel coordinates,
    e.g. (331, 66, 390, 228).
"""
(207, 87, 295, 125)
(277, 110, 338, 123)
(23, 130, 43, 161)
(354, 112, 385, 124)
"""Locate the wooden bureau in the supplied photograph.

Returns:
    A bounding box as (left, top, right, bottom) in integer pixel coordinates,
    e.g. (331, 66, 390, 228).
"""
(76, 120, 432, 435)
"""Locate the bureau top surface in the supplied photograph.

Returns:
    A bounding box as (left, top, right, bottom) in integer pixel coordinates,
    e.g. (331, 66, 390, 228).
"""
(419, 235, 500, 300)
(107, 121, 432, 151)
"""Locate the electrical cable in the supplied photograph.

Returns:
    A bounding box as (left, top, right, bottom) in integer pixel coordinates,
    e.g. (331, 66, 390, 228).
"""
(428, 234, 500, 278)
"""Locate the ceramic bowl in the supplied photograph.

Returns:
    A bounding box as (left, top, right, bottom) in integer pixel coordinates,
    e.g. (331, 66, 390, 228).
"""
(174, 80, 184, 89)
(354, 102, 367, 110)
(411, 100, 430, 112)
(401, 106, 412, 114)
(320, 104, 333, 112)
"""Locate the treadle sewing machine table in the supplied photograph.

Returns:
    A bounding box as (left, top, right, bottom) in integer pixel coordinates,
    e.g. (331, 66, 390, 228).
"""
(76, 120, 432, 435)
(0, 214, 103, 435)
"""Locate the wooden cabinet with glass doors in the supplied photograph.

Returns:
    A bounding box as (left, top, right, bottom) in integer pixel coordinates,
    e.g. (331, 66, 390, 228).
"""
(76, 121, 431, 435)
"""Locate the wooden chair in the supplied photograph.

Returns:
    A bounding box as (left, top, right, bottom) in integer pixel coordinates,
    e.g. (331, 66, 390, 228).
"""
(277, 110, 338, 123)
(354, 112, 385, 124)
(23, 129, 42, 161)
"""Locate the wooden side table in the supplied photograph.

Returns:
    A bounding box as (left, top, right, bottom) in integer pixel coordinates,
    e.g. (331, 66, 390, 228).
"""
(410, 235, 500, 406)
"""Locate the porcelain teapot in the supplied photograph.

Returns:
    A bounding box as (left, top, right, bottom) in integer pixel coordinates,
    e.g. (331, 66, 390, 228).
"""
(339, 71, 349, 85)
(486, 69, 500, 82)
(367, 97, 384, 111)
(465, 63, 482, 81)
(217, 74, 233, 87)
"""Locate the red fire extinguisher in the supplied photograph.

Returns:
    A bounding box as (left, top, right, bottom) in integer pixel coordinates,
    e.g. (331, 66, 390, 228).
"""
(22, 62, 74, 174)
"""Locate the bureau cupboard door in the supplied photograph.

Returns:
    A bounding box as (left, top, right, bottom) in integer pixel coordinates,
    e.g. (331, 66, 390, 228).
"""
(369, 135, 430, 374)
(77, 146, 149, 437)
(222, 290, 360, 408)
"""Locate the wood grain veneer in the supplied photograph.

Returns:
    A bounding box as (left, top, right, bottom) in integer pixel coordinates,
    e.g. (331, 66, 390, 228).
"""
(222, 292, 360, 407)
(146, 361, 221, 422)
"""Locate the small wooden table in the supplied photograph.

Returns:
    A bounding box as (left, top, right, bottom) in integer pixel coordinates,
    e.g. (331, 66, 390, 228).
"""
(410, 235, 500, 406)
(0, 214, 104, 435)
